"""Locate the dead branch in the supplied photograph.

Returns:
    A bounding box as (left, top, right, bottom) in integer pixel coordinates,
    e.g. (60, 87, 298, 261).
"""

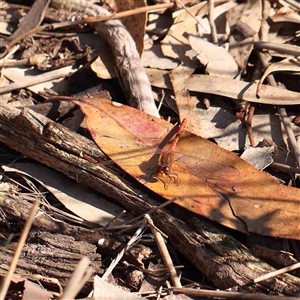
(0, 105, 300, 295)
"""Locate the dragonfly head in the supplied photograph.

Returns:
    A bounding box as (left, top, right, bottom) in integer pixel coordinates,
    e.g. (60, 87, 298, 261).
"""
(156, 163, 170, 177)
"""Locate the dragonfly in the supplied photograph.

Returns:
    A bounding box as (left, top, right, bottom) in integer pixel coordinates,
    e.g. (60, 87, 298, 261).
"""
(48, 96, 239, 194)
(149, 118, 239, 192)
(153, 118, 188, 188)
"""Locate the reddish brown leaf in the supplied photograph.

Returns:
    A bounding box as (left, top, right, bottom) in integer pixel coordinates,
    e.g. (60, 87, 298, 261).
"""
(66, 97, 300, 240)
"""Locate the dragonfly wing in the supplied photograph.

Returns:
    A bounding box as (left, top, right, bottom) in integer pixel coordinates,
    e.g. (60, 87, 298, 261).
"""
(173, 152, 239, 191)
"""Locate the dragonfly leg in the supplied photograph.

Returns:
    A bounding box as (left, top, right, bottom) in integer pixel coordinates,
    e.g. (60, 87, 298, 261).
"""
(168, 172, 179, 186)
(162, 172, 179, 190)
(148, 172, 177, 190)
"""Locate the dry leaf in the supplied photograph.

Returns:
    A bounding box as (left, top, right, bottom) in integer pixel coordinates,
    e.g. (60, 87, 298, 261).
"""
(257, 57, 300, 97)
(185, 74, 300, 105)
(141, 44, 179, 70)
(56, 97, 300, 240)
(271, 6, 300, 24)
(227, 1, 262, 72)
(161, 2, 208, 132)
(3, 163, 131, 225)
(189, 35, 238, 78)
(240, 146, 274, 170)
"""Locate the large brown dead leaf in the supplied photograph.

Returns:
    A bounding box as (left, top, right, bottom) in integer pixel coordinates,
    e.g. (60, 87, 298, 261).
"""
(61, 97, 300, 240)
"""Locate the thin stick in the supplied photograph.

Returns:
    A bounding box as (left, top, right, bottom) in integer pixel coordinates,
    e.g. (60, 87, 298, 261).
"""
(169, 287, 300, 299)
(254, 41, 300, 57)
(257, 51, 300, 167)
(101, 209, 126, 231)
(175, 0, 206, 31)
(126, 197, 179, 225)
(144, 214, 182, 288)
(208, 0, 218, 43)
(84, 3, 175, 23)
(270, 162, 300, 174)
(245, 105, 256, 147)
(0, 66, 74, 94)
(0, 200, 40, 300)
(0, 45, 20, 67)
(253, 261, 300, 284)
(4, 3, 175, 52)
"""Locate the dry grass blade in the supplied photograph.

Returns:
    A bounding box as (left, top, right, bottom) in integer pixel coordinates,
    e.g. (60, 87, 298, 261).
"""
(0, 200, 40, 300)
(101, 220, 147, 281)
(60, 257, 93, 300)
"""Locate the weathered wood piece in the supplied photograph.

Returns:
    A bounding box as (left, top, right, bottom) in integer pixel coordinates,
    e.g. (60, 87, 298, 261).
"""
(0, 231, 102, 288)
(50, 0, 159, 118)
(1, 105, 300, 295)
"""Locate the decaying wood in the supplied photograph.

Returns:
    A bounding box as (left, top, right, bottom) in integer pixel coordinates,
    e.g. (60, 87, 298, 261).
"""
(50, 0, 159, 118)
(1, 105, 300, 295)
(0, 192, 103, 287)
(0, 231, 101, 288)
(0, 186, 150, 287)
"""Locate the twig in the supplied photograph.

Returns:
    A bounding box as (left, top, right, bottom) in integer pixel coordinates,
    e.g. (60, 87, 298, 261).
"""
(0, 58, 29, 68)
(169, 287, 300, 299)
(83, 2, 175, 23)
(208, 0, 218, 43)
(270, 162, 300, 174)
(175, 0, 206, 32)
(0, 66, 74, 94)
(126, 197, 179, 226)
(254, 41, 300, 57)
(253, 262, 300, 284)
(257, 51, 300, 167)
(101, 210, 126, 231)
(0, 45, 20, 67)
(144, 214, 181, 288)
(245, 105, 256, 147)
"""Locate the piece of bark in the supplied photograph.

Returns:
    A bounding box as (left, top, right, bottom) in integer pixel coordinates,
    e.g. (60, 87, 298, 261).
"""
(0, 190, 150, 288)
(50, 0, 159, 118)
(1, 106, 300, 295)
(0, 228, 102, 288)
